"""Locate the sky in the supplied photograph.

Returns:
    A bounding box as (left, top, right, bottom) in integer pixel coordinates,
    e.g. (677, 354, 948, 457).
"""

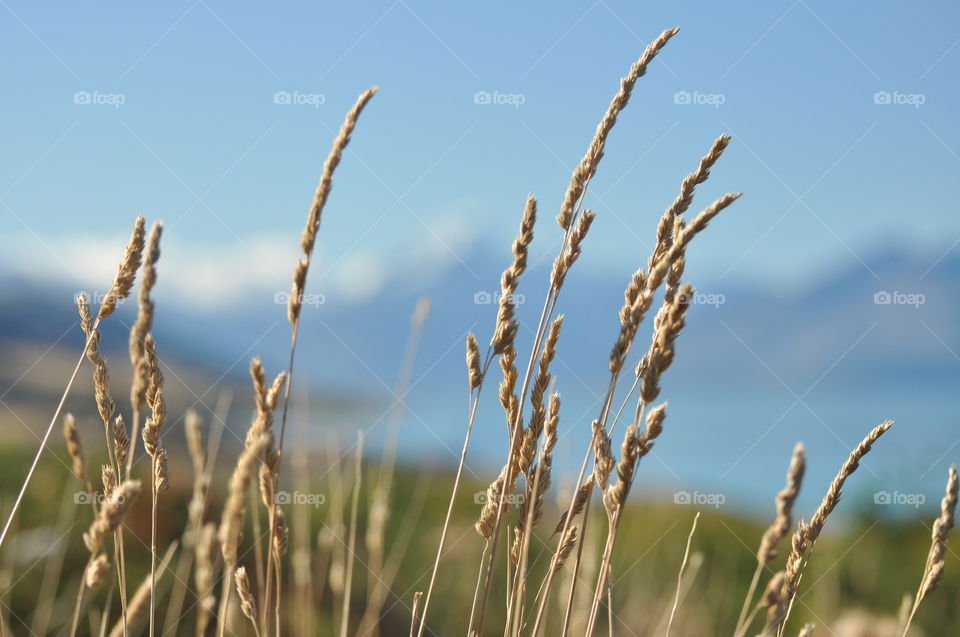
(1, 1, 959, 307)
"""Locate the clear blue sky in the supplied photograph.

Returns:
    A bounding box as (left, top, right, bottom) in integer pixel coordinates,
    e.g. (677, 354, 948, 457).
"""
(2, 1, 959, 301)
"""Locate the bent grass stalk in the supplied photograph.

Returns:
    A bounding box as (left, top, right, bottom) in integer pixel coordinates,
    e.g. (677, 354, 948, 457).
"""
(265, 86, 378, 633)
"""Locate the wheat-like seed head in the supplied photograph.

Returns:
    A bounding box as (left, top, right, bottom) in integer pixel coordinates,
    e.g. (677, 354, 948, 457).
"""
(475, 468, 507, 539)
(195, 522, 218, 636)
(101, 464, 116, 498)
(274, 507, 289, 558)
(85, 553, 111, 588)
(299, 88, 378, 257)
(154, 447, 169, 493)
(83, 479, 141, 555)
(112, 414, 129, 470)
(591, 419, 615, 491)
(220, 431, 272, 566)
(99, 216, 146, 319)
(141, 334, 167, 458)
(493, 194, 537, 353)
(555, 476, 595, 535)
(553, 524, 579, 574)
(551, 209, 597, 289)
(129, 221, 162, 412)
(466, 332, 482, 389)
(77, 295, 117, 431)
(521, 317, 563, 472)
(918, 464, 958, 602)
(774, 421, 892, 630)
(556, 27, 680, 230)
(62, 413, 86, 482)
(758, 443, 806, 565)
(234, 566, 258, 622)
(185, 409, 205, 473)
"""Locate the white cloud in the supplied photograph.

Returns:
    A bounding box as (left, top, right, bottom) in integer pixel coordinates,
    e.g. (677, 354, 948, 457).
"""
(0, 206, 481, 310)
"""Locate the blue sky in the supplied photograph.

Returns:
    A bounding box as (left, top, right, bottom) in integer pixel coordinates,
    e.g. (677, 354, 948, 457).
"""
(2, 1, 959, 305)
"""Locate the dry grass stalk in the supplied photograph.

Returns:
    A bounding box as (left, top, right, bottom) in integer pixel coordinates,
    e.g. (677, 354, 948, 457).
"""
(112, 415, 129, 472)
(340, 432, 365, 637)
(735, 444, 806, 637)
(665, 512, 701, 637)
(268, 87, 377, 633)
(194, 522, 218, 637)
(555, 27, 680, 230)
(77, 295, 118, 453)
(902, 464, 958, 635)
(494, 194, 536, 353)
(798, 624, 815, 637)
(101, 465, 116, 498)
(129, 221, 162, 419)
(466, 332, 482, 389)
(511, 393, 560, 564)
(217, 431, 272, 637)
(83, 479, 140, 555)
(772, 421, 893, 634)
(553, 525, 578, 574)
(185, 410, 209, 535)
(759, 444, 807, 565)
(107, 542, 177, 637)
(553, 476, 594, 535)
(85, 553, 110, 588)
(555, 135, 739, 636)
(63, 413, 86, 483)
(521, 318, 563, 473)
(421, 190, 545, 635)
(99, 215, 146, 319)
(0, 216, 146, 556)
(235, 566, 260, 635)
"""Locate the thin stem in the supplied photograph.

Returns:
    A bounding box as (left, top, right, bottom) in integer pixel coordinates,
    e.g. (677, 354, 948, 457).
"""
(149, 455, 158, 637)
(0, 321, 99, 552)
(340, 433, 364, 637)
(418, 352, 493, 637)
(734, 563, 764, 637)
(665, 512, 700, 637)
